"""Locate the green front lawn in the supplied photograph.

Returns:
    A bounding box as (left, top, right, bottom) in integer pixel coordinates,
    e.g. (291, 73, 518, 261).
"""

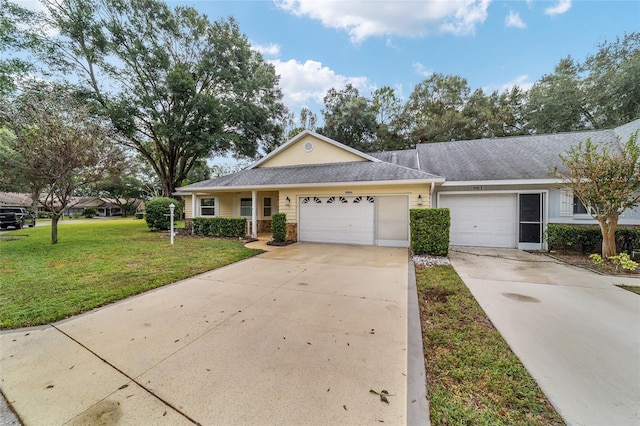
(0, 219, 262, 329)
(416, 265, 564, 425)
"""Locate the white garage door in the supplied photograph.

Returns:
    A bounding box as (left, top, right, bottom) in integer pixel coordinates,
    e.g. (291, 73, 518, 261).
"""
(439, 193, 517, 248)
(299, 196, 375, 245)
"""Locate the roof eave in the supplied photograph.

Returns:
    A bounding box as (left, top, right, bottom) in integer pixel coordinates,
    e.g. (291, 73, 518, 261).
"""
(179, 177, 444, 193)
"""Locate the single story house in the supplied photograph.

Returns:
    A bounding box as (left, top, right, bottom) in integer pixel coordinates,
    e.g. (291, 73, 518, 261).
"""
(178, 118, 640, 250)
(0, 193, 145, 217)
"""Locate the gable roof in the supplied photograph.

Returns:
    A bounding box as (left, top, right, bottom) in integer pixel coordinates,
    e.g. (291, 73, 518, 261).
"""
(248, 130, 381, 169)
(182, 161, 442, 191)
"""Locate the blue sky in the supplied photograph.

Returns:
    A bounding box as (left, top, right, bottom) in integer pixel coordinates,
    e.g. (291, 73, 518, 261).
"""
(168, 0, 638, 120)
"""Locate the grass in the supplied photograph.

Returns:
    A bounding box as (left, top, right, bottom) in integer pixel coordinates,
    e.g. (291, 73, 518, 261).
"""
(416, 265, 565, 426)
(0, 219, 262, 329)
(617, 285, 640, 295)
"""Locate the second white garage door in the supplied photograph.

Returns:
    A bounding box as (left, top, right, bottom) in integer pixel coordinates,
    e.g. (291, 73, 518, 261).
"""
(439, 193, 517, 248)
(299, 196, 375, 245)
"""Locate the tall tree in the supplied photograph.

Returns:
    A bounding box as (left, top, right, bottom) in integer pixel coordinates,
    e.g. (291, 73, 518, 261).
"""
(35, 0, 286, 197)
(554, 132, 640, 258)
(400, 73, 472, 143)
(0, 0, 39, 96)
(582, 32, 640, 128)
(0, 82, 123, 243)
(525, 57, 592, 133)
(371, 86, 407, 151)
(317, 84, 378, 152)
(284, 106, 318, 140)
(463, 87, 528, 139)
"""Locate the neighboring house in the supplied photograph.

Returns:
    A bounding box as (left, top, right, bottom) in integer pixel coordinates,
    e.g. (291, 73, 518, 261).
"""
(67, 197, 146, 217)
(0, 192, 33, 208)
(178, 119, 640, 250)
(0, 193, 145, 217)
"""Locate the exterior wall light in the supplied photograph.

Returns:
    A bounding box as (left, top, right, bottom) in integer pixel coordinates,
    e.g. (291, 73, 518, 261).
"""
(417, 194, 423, 205)
(285, 196, 291, 206)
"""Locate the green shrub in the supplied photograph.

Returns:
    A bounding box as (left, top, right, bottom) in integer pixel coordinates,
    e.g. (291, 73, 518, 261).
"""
(191, 217, 247, 238)
(134, 212, 144, 220)
(38, 212, 52, 219)
(545, 224, 601, 253)
(271, 213, 286, 242)
(616, 227, 640, 254)
(410, 208, 450, 256)
(145, 197, 181, 231)
(546, 224, 640, 254)
(83, 208, 97, 218)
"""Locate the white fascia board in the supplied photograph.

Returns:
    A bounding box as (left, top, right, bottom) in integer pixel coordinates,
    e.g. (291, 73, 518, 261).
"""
(440, 178, 562, 187)
(179, 178, 443, 193)
(247, 130, 381, 169)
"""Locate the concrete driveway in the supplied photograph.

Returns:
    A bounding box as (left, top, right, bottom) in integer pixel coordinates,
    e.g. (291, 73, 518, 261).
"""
(1, 243, 427, 425)
(449, 247, 640, 426)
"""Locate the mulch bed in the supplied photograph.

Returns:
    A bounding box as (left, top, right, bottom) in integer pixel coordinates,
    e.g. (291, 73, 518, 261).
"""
(537, 251, 640, 276)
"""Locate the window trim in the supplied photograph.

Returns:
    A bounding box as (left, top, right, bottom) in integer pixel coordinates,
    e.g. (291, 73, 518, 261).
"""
(263, 197, 272, 218)
(200, 197, 217, 217)
(240, 197, 252, 218)
(573, 196, 589, 215)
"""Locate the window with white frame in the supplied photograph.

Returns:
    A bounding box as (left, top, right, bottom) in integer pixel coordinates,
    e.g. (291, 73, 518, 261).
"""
(263, 197, 272, 217)
(240, 198, 252, 217)
(573, 196, 588, 215)
(200, 198, 216, 216)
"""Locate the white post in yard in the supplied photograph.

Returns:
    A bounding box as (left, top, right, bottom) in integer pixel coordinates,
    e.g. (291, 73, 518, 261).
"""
(251, 190, 257, 239)
(169, 203, 175, 245)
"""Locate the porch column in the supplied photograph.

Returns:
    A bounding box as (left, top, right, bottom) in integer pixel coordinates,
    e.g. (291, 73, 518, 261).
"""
(192, 193, 197, 218)
(251, 190, 257, 238)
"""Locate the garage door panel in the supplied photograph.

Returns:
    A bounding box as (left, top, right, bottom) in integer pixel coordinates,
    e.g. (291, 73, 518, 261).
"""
(299, 198, 374, 245)
(440, 194, 516, 248)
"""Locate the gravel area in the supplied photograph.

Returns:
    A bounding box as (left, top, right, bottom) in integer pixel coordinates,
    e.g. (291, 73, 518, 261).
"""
(0, 393, 20, 426)
(412, 254, 450, 267)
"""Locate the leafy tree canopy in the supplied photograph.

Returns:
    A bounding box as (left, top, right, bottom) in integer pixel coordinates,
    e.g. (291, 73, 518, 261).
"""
(0, 81, 123, 243)
(30, 0, 287, 196)
(555, 132, 640, 257)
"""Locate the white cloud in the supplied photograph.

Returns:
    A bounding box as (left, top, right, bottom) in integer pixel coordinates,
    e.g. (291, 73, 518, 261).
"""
(252, 42, 281, 57)
(275, 0, 491, 43)
(270, 59, 369, 109)
(544, 0, 572, 16)
(505, 10, 526, 29)
(412, 62, 433, 78)
(485, 74, 534, 93)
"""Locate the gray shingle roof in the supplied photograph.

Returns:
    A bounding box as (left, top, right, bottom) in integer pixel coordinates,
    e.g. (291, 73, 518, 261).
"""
(182, 161, 442, 190)
(416, 125, 638, 182)
(367, 150, 419, 169)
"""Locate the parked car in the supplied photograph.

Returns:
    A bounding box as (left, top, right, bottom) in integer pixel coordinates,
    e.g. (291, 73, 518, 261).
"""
(0, 207, 36, 229)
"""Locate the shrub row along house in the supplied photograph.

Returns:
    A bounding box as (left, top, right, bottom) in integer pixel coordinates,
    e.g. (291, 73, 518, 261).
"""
(180, 118, 640, 250)
(0, 193, 145, 217)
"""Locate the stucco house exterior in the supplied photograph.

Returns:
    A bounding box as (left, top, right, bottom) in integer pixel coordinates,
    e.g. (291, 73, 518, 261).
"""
(178, 118, 640, 250)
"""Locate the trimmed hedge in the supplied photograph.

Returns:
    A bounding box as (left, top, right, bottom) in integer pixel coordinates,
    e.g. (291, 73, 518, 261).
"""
(410, 208, 450, 256)
(191, 217, 247, 238)
(271, 212, 286, 242)
(546, 224, 640, 253)
(134, 212, 144, 219)
(145, 197, 181, 231)
(83, 208, 97, 218)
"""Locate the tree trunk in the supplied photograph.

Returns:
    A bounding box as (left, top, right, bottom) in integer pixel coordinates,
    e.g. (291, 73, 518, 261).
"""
(598, 215, 618, 258)
(51, 214, 61, 244)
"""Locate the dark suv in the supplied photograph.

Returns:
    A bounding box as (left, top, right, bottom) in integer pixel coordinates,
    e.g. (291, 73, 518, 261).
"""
(0, 207, 36, 229)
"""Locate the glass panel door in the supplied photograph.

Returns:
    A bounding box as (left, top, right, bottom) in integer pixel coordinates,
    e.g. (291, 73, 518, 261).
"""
(519, 193, 543, 244)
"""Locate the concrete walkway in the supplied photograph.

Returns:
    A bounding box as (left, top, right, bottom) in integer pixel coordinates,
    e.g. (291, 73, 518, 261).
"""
(449, 248, 640, 426)
(1, 243, 427, 425)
